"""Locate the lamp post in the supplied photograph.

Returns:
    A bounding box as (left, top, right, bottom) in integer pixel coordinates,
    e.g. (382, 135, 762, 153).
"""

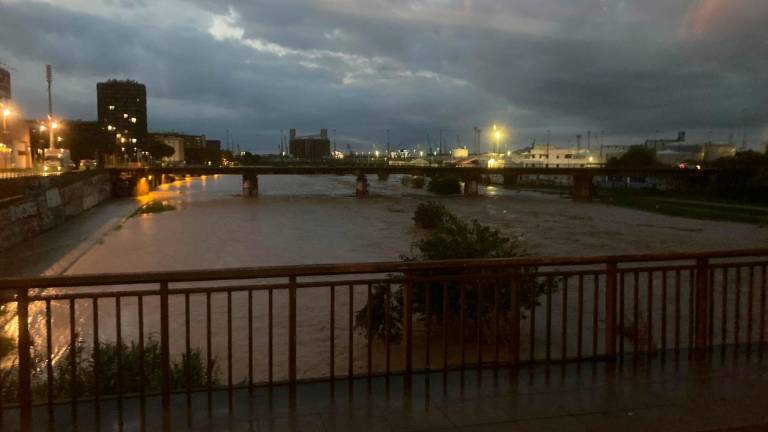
(1, 105, 9, 168)
(2, 106, 10, 133)
(493, 124, 502, 155)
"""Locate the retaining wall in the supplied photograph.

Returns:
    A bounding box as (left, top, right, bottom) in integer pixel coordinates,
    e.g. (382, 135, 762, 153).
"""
(0, 171, 112, 251)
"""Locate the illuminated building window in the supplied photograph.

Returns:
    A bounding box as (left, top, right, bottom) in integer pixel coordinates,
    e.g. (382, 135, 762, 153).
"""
(109, 105, 115, 110)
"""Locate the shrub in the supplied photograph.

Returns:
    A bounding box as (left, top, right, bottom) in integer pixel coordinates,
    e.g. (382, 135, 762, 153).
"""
(1, 337, 216, 403)
(413, 201, 451, 229)
(356, 206, 553, 341)
(131, 200, 176, 217)
(401, 175, 425, 189)
(427, 176, 461, 195)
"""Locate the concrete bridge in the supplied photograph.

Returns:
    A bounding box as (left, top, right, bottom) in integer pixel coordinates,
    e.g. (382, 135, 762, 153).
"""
(111, 165, 716, 199)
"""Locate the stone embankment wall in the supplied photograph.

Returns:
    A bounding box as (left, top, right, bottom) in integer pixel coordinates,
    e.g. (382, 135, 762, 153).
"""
(0, 171, 112, 251)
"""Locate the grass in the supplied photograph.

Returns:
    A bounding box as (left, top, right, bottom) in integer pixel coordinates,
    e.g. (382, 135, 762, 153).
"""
(595, 189, 768, 225)
(500, 183, 768, 224)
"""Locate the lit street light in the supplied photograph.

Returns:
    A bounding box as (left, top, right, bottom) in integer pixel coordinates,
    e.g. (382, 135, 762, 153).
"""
(493, 124, 503, 154)
(2, 106, 11, 133)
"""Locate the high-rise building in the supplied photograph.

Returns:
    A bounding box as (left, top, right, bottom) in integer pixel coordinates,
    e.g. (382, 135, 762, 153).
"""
(97, 80, 148, 149)
(0, 66, 10, 100)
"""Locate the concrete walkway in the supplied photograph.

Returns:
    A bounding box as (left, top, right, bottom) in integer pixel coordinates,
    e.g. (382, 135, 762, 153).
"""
(2, 347, 767, 431)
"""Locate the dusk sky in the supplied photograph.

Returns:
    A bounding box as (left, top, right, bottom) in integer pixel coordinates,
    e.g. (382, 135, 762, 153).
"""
(1, 0, 766, 153)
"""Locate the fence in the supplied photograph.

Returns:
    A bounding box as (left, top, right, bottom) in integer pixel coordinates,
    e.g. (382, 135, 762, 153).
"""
(0, 169, 40, 180)
(0, 249, 766, 430)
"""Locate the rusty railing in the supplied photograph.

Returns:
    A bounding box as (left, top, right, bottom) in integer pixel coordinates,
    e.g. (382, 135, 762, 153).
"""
(0, 249, 766, 430)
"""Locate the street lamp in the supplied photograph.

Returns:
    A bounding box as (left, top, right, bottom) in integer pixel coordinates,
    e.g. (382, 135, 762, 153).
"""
(2, 107, 11, 133)
(493, 124, 502, 154)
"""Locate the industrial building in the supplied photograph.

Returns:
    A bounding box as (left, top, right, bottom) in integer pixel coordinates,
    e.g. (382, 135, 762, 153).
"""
(148, 132, 208, 164)
(289, 128, 331, 160)
(206, 139, 222, 152)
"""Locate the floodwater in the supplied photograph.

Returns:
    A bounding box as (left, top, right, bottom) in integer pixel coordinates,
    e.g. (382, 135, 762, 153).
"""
(3, 174, 767, 383)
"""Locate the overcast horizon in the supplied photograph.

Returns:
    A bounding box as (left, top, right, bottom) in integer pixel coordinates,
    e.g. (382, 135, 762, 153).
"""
(1, 0, 767, 153)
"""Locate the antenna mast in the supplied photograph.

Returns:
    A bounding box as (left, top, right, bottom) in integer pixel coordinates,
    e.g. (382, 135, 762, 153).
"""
(46, 65, 55, 150)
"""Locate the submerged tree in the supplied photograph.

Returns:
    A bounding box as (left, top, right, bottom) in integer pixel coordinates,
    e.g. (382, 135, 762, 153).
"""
(356, 204, 554, 342)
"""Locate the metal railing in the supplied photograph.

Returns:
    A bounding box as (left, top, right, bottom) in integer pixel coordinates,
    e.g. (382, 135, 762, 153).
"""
(0, 249, 767, 430)
(0, 169, 40, 180)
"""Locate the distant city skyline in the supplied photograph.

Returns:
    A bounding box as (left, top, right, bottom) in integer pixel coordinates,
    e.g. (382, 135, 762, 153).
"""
(0, 0, 766, 153)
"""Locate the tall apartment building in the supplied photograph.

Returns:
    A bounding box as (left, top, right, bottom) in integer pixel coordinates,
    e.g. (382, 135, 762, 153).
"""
(97, 80, 148, 149)
(0, 66, 10, 100)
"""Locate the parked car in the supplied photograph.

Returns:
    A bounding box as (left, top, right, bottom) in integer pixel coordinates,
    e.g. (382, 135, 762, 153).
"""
(79, 159, 98, 170)
(42, 149, 75, 173)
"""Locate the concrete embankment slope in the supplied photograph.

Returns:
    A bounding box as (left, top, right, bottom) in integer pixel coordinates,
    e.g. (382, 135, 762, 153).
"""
(0, 171, 112, 251)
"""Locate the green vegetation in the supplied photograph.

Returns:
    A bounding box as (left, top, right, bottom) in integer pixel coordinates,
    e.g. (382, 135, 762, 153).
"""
(606, 146, 663, 169)
(706, 150, 768, 203)
(356, 205, 552, 341)
(413, 201, 451, 229)
(401, 175, 425, 189)
(1, 338, 216, 403)
(131, 200, 176, 217)
(596, 189, 768, 224)
(427, 175, 462, 195)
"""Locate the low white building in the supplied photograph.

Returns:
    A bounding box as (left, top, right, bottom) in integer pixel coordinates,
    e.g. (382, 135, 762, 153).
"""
(513, 144, 600, 168)
(149, 133, 186, 164)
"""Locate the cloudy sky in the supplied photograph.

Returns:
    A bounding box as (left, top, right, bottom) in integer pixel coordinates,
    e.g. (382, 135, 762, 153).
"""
(0, 0, 766, 153)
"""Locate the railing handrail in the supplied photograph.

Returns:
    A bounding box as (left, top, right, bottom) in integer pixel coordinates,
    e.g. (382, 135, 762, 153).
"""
(2, 248, 767, 290)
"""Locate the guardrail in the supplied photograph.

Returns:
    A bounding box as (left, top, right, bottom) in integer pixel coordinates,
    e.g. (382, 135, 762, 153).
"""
(0, 169, 41, 180)
(0, 249, 766, 430)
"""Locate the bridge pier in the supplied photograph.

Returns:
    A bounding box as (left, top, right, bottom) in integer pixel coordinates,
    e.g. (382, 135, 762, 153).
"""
(463, 177, 479, 196)
(242, 173, 258, 197)
(355, 174, 369, 197)
(572, 174, 594, 200)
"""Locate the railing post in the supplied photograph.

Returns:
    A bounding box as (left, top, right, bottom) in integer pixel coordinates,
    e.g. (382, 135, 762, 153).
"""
(159, 281, 170, 431)
(17, 288, 32, 431)
(403, 273, 414, 375)
(289, 276, 297, 384)
(605, 263, 618, 360)
(695, 258, 710, 356)
(509, 273, 520, 366)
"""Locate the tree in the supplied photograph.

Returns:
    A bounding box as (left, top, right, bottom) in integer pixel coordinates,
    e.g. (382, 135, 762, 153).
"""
(59, 120, 112, 163)
(185, 147, 222, 165)
(145, 139, 175, 160)
(413, 201, 450, 229)
(427, 175, 462, 195)
(708, 151, 768, 202)
(606, 146, 662, 169)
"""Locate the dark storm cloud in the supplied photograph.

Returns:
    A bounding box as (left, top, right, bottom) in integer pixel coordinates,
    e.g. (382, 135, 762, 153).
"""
(1, 0, 766, 151)
(187, 0, 768, 137)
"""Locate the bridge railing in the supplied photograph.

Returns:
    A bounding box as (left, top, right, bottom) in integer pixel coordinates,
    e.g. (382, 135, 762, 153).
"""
(0, 249, 766, 429)
(0, 168, 43, 180)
